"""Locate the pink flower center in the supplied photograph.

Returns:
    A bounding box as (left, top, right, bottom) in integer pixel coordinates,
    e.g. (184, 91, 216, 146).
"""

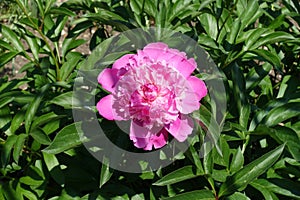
(127, 82, 177, 127)
(141, 83, 159, 102)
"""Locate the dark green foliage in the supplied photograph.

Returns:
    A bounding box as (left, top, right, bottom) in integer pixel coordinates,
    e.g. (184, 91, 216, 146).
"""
(0, 0, 299, 199)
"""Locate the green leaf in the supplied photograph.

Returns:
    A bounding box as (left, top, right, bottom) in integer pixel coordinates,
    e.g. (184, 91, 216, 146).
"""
(0, 39, 14, 51)
(202, 141, 214, 175)
(19, 187, 38, 200)
(84, 10, 125, 22)
(8, 107, 25, 135)
(239, 0, 261, 28)
(19, 17, 39, 29)
(130, 0, 142, 14)
(249, 98, 286, 131)
(215, 136, 231, 167)
(249, 49, 281, 69)
(268, 14, 286, 29)
(198, 13, 218, 40)
(35, 0, 45, 17)
(31, 111, 65, 130)
(42, 122, 86, 154)
(251, 124, 300, 160)
(153, 166, 202, 186)
(250, 179, 279, 200)
(0, 25, 24, 52)
(24, 34, 40, 61)
(19, 166, 44, 187)
(49, 91, 79, 109)
(1, 135, 17, 168)
(0, 106, 11, 134)
(249, 31, 295, 50)
(79, 37, 112, 71)
(271, 126, 300, 161)
(0, 97, 14, 109)
(0, 187, 5, 200)
(188, 144, 204, 174)
(25, 85, 49, 133)
(277, 75, 299, 98)
(251, 179, 300, 199)
(218, 144, 285, 197)
(60, 52, 82, 81)
(198, 34, 219, 49)
(263, 102, 300, 127)
(231, 63, 248, 127)
(2, 181, 23, 200)
(225, 192, 250, 200)
(54, 16, 69, 38)
(192, 104, 221, 158)
(99, 156, 113, 188)
(13, 134, 27, 163)
(68, 20, 94, 37)
(239, 104, 250, 130)
(163, 190, 215, 200)
(0, 51, 19, 67)
(229, 148, 244, 174)
(169, 1, 200, 22)
(227, 19, 241, 45)
(30, 128, 51, 145)
(244, 28, 269, 51)
(50, 7, 75, 16)
(43, 152, 65, 185)
(62, 39, 86, 58)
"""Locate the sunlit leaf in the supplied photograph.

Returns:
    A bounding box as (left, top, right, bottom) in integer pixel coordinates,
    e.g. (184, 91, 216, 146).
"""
(153, 166, 202, 186)
(219, 144, 285, 197)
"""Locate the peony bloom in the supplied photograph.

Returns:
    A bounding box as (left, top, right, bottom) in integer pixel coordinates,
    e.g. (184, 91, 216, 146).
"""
(97, 42, 207, 150)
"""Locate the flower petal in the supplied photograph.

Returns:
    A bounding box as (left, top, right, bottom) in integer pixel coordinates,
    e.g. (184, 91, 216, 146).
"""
(188, 76, 208, 100)
(130, 128, 168, 150)
(176, 85, 200, 114)
(112, 54, 135, 69)
(166, 115, 194, 142)
(130, 120, 164, 150)
(142, 42, 170, 61)
(176, 58, 197, 78)
(97, 95, 114, 120)
(130, 136, 149, 150)
(130, 120, 162, 139)
(144, 42, 169, 50)
(98, 68, 119, 92)
(152, 129, 168, 149)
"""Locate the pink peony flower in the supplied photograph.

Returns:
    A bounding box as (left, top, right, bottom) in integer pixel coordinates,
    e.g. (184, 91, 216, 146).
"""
(97, 42, 207, 150)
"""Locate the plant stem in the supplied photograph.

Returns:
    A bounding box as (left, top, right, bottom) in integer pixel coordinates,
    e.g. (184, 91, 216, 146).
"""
(15, 0, 61, 81)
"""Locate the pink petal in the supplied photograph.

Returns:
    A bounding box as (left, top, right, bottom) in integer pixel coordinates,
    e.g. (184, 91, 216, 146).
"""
(144, 42, 168, 51)
(130, 136, 149, 150)
(187, 76, 208, 100)
(142, 42, 169, 61)
(98, 68, 119, 92)
(130, 128, 168, 150)
(112, 54, 135, 69)
(130, 120, 162, 139)
(176, 58, 197, 78)
(176, 86, 200, 114)
(152, 129, 168, 149)
(130, 120, 165, 150)
(166, 115, 194, 142)
(97, 95, 114, 120)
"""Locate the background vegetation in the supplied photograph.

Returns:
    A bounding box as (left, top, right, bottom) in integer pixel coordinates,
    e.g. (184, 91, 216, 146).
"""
(0, 0, 299, 199)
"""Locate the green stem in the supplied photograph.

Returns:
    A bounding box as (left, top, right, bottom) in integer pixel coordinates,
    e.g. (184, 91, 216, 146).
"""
(241, 134, 250, 154)
(207, 176, 217, 198)
(222, 51, 244, 69)
(15, 0, 61, 81)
